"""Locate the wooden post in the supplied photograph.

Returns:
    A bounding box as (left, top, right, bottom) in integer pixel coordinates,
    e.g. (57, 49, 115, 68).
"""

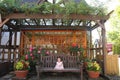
(0, 27, 1, 46)
(8, 31, 12, 61)
(0, 14, 2, 23)
(102, 27, 107, 75)
(100, 21, 107, 75)
(13, 31, 17, 61)
(90, 30, 92, 59)
(20, 32, 24, 57)
(2, 49, 5, 61)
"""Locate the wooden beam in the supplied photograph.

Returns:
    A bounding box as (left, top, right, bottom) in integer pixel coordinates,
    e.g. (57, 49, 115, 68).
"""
(24, 19, 31, 25)
(0, 18, 10, 27)
(4, 13, 109, 20)
(0, 14, 2, 23)
(95, 20, 105, 30)
(13, 31, 17, 61)
(0, 28, 1, 46)
(19, 25, 89, 30)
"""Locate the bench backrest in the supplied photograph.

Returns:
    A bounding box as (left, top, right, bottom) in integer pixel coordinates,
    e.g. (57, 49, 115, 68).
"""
(40, 54, 80, 68)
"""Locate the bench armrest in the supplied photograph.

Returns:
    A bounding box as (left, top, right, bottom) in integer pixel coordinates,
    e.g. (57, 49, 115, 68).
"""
(36, 61, 43, 65)
(77, 62, 83, 68)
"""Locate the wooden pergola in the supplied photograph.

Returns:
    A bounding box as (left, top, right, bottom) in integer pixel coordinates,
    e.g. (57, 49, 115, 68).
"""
(0, 0, 113, 75)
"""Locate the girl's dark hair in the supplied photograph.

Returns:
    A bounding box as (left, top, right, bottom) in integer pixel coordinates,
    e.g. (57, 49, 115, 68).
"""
(57, 57, 62, 61)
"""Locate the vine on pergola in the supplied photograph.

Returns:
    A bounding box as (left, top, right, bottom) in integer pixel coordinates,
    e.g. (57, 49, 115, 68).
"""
(0, 0, 108, 16)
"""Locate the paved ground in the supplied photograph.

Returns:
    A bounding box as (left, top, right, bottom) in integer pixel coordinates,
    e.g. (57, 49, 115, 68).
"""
(108, 76, 120, 80)
(0, 72, 106, 80)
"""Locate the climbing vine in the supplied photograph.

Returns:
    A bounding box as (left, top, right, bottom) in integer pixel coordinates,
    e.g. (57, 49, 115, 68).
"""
(0, 0, 107, 16)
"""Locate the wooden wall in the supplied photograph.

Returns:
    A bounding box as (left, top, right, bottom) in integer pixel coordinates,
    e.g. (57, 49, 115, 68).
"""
(105, 55, 119, 75)
(20, 30, 87, 55)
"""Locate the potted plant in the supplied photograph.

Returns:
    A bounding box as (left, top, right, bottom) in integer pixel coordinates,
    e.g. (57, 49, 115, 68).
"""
(23, 45, 50, 72)
(83, 58, 91, 68)
(69, 43, 84, 56)
(86, 61, 101, 78)
(14, 60, 30, 78)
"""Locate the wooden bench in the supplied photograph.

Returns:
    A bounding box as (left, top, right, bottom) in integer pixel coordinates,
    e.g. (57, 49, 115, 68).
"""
(36, 54, 83, 80)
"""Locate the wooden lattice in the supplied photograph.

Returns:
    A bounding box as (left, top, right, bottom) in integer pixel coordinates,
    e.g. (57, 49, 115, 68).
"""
(21, 30, 86, 54)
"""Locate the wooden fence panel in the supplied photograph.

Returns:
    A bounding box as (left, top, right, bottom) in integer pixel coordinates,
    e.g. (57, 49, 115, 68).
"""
(106, 55, 119, 75)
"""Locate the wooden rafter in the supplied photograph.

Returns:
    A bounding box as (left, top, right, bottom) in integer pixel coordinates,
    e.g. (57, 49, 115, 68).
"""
(24, 19, 31, 26)
(6, 23, 16, 30)
(43, 19, 46, 26)
(4, 13, 109, 20)
(77, 20, 82, 26)
(95, 20, 106, 30)
(32, 19, 39, 25)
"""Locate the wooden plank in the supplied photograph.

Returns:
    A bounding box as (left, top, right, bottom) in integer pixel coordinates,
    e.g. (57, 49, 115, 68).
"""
(19, 25, 89, 30)
(32, 32, 35, 46)
(95, 20, 105, 30)
(106, 55, 119, 75)
(4, 13, 109, 20)
(20, 32, 24, 56)
(0, 14, 1, 23)
(101, 23, 107, 75)
(0, 28, 1, 46)
(2, 49, 5, 61)
(14, 31, 17, 61)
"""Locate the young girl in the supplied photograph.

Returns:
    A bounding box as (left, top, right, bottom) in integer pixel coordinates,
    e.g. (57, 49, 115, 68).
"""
(54, 57, 64, 70)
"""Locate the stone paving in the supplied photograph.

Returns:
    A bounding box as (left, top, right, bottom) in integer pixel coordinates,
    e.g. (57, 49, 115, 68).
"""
(0, 72, 106, 80)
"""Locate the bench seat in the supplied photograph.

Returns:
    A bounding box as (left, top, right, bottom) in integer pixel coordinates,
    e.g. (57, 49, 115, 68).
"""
(36, 54, 83, 80)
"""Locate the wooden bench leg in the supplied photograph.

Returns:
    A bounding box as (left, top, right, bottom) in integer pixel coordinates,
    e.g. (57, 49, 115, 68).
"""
(80, 68, 83, 80)
(37, 72, 40, 80)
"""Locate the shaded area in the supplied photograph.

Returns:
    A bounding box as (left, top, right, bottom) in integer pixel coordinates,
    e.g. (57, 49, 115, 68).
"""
(1, 71, 106, 80)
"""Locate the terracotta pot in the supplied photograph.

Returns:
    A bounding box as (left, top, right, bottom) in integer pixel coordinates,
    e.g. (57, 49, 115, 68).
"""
(15, 70, 28, 78)
(87, 71, 100, 78)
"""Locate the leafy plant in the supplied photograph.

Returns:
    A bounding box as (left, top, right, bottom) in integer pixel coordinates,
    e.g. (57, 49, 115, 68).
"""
(14, 60, 30, 71)
(0, 0, 107, 16)
(87, 61, 101, 72)
(69, 43, 84, 56)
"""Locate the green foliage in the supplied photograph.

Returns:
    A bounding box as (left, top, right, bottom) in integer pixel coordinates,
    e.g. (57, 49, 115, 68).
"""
(69, 44, 84, 56)
(0, 0, 107, 16)
(113, 44, 120, 54)
(14, 60, 30, 71)
(108, 31, 120, 54)
(87, 61, 101, 72)
(107, 1, 120, 54)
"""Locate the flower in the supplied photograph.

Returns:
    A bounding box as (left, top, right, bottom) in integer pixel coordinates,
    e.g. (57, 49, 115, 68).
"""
(69, 43, 84, 56)
(86, 61, 101, 72)
(14, 60, 30, 71)
(23, 46, 50, 67)
(37, 47, 50, 56)
(23, 46, 39, 68)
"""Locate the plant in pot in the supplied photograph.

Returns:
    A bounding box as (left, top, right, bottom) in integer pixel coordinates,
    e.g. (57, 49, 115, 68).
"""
(23, 45, 39, 72)
(86, 61, 101, 78)
(69, 43, 84, 56)
(83, 58, 91, 69)
(14, 60, 30, 78)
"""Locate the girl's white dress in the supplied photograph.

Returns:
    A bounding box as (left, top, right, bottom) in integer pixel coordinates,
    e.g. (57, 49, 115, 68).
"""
(54, 61, 64, 70)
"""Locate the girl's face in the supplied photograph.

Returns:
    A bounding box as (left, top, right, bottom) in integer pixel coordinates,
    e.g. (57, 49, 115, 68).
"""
(57, 58, 61, 62)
